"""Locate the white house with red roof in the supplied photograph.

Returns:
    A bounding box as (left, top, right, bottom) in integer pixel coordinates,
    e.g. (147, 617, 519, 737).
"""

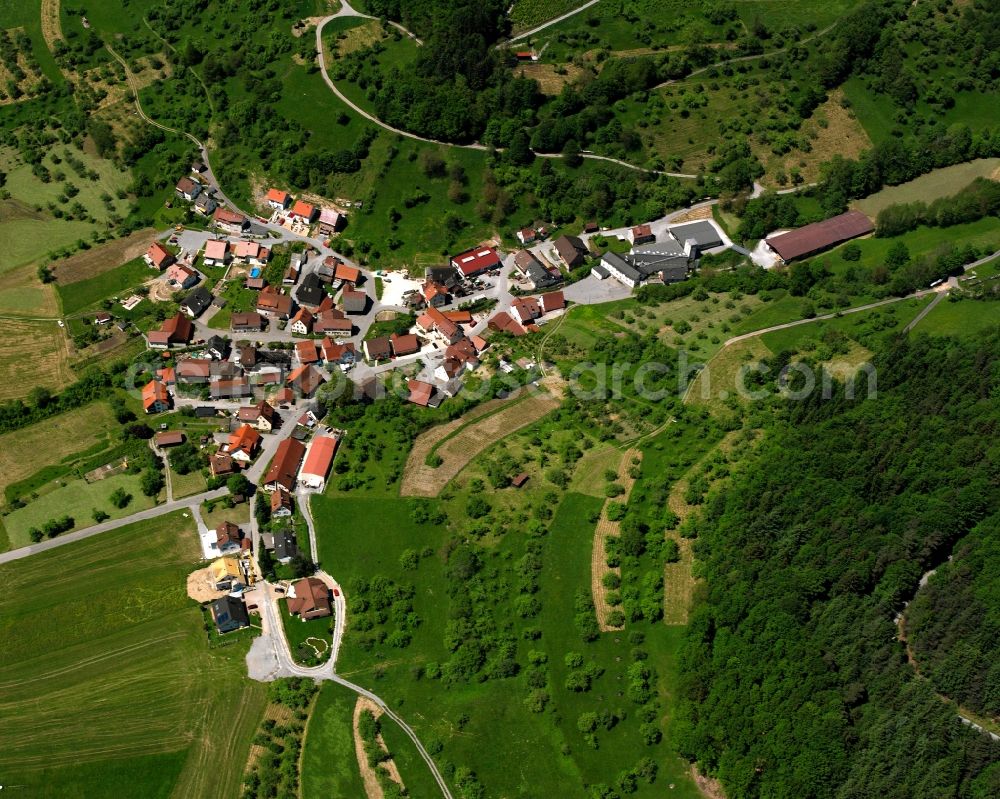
(145, 242, 175, 270)
(265, 188, 291, 210)
(202, 239, 230, 267)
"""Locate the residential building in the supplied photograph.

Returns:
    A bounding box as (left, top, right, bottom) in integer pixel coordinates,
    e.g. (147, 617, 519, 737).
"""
(425, 266, 460, 289)
(290, 308, 314, 335)
(147, 312, 193, 348)
(451, 246, 501, 278)
(176, 359, 212, 383)
(194, 194, 217, 215)
(422, 281, 449, 307)
(295, 273, 326, 308)
(390, 333, 420, 357)
(206, 335, 230, 360)
(540, 290, 565, 314)
(214, 521, 245, 554)
(342, 288, 367, 314)
(210, 452, 236, 477)
(287, 577, 331, 619)
(516, 227, 537, 245)
(553, 235, 589, 268)
(228, 424, 261, 462)
(211, 377, 251, 400)
(237, 400, 278, 432)
(144, 242, 175, 270)
(299, 435, 338, 491)
(364, 336, 391, 362)
(289, 200, 316, 222)
(165, 263, 199, 289)
(213, 207, 248, 234)
(407, 379, 436, 407)
(181, 286, 213, 318)
(175, 176, 202, 201)
(202, 239, 229, 267)
(286, 364, 324, 397)
(274, 530, 298, 563)
(265, 188, 291, 210)
(416, 306, 462, 344)
(210, 596, 250, 634)
(295, 339, 319, 364)
(142, 379, 171, 414)
(234, 240, 270, 266)
(628, 224, 655, 245)
(321, 338, 356, 366)
(315, 309, 352, 337)
(510, 296, 542, 326)
(210, 557, 243, 591)
(487, 311, 526, 336)
(317, 208, 343, 236)
(256, 286, 294, 319)
(264, 438, 306, 492)
(232, 312, 265, 333)
(271, 489, 293, 518)
(334, 262, 361, 286)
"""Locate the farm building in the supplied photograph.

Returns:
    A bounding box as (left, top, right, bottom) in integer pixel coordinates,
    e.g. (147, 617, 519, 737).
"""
(299, 435, 338, 491)
(765, 210, 873, 263)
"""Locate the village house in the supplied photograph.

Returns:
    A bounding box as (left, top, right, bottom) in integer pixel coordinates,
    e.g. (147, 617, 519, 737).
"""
(231, 312, 265, 334)
(213, 207, 248, 234)
(316, 257, 337, 284)
(265, 188, 291, 210)
(286, 364, 324, 397)
(264, 437, 306, 492)
(202, 239, 229, 267)
(290, 307, 314, 335)
(540, 290, 566, 314)
(215, 521, 249, 556)
(450, 245, 501, 278)
(553, 235, 589, 268)
(422, 280, 449, 308)
(142, 379, 171, 414)
(425, 265, 460, 290)
(147, 312, 193, 348)
(407, 379, 436, 407)
(299, 435, 338, 492)
(514, 249, 560, 289)
(416, 305, 463, 344)
(206, 335, 230, 360)
(175, 358, 213, 384)
(210, 452, 236, 477)
(181, 286, 213, 318)
(194, 194, 217, 216)
(334, 262, 361, 286)
(234, 240, 271, 266)
(341, 288, 367, 315)
(321, 338, 356, 366)
(165, 262, 199, 289)
(210, 595, 250, 634)
(317, 208, 344, 236)
(314, 309, 352, 337)
(211, 377, 251, 400)
(363, 336, 391, 362)
(510, 296, 542, 326)
(227, 424, 261, 463)
(273, 530, 298, 563)
(287, 577, 332, 619)
(237, 400, 278, 432)
(390, 332, 420, 358)
(210, 557, 243, 591)
(289, 200, 317, 223)
(144, 242, 175, 270)
(516, 227, 537, 245)
(295, 273, 326, 308)
(628, 224, 655, 245)
(295, 339, 319, 365)
(256, 286, 294, 319)
(271, 489, 293, 518)
(487, 311, 526, 337)
(175, 176, 202, 202)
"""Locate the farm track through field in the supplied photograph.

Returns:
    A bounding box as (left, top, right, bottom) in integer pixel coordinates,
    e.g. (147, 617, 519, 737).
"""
(353, 696, 406, 799)
(592, 449, 640, 631)
(400, 389, 560, 496)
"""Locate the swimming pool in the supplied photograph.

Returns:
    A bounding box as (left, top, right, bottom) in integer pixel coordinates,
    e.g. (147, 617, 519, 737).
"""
(249, 267, 262, 278)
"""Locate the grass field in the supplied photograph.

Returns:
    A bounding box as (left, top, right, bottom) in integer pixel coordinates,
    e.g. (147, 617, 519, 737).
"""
(0, 262, 60, 317)
(3, 469, 157, 548)
(0, 512, 267, 797)
(853, 159, 1000, 217)
(0, 318, 74, 401)
(52, 228, 158, 284)
(0, 143, 131, 271)
(913, 296, 1000, 338)
(57, 256, 153, 315)
(0, 401, 116, 503)
(301, 683, 370, 796)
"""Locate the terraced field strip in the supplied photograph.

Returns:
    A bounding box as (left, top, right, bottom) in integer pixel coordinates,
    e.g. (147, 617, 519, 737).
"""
(353, 696, 406, 799)
(0, 318, 74, 402)
(400, 389, 560, 497)
(40, 0, 63, 53)
(243, 703, 294, 774)
(663, 431, 740, 625)
(592, 448, 641, 631)
(53, 228, 157, 285)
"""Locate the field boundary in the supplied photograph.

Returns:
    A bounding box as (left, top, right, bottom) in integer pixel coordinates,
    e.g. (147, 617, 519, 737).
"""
(592, 448, 640, 631)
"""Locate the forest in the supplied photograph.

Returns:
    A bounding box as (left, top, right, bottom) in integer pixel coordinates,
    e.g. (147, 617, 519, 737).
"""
(675, 331, 1000, 798)
(907, 516, 1000, 721)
